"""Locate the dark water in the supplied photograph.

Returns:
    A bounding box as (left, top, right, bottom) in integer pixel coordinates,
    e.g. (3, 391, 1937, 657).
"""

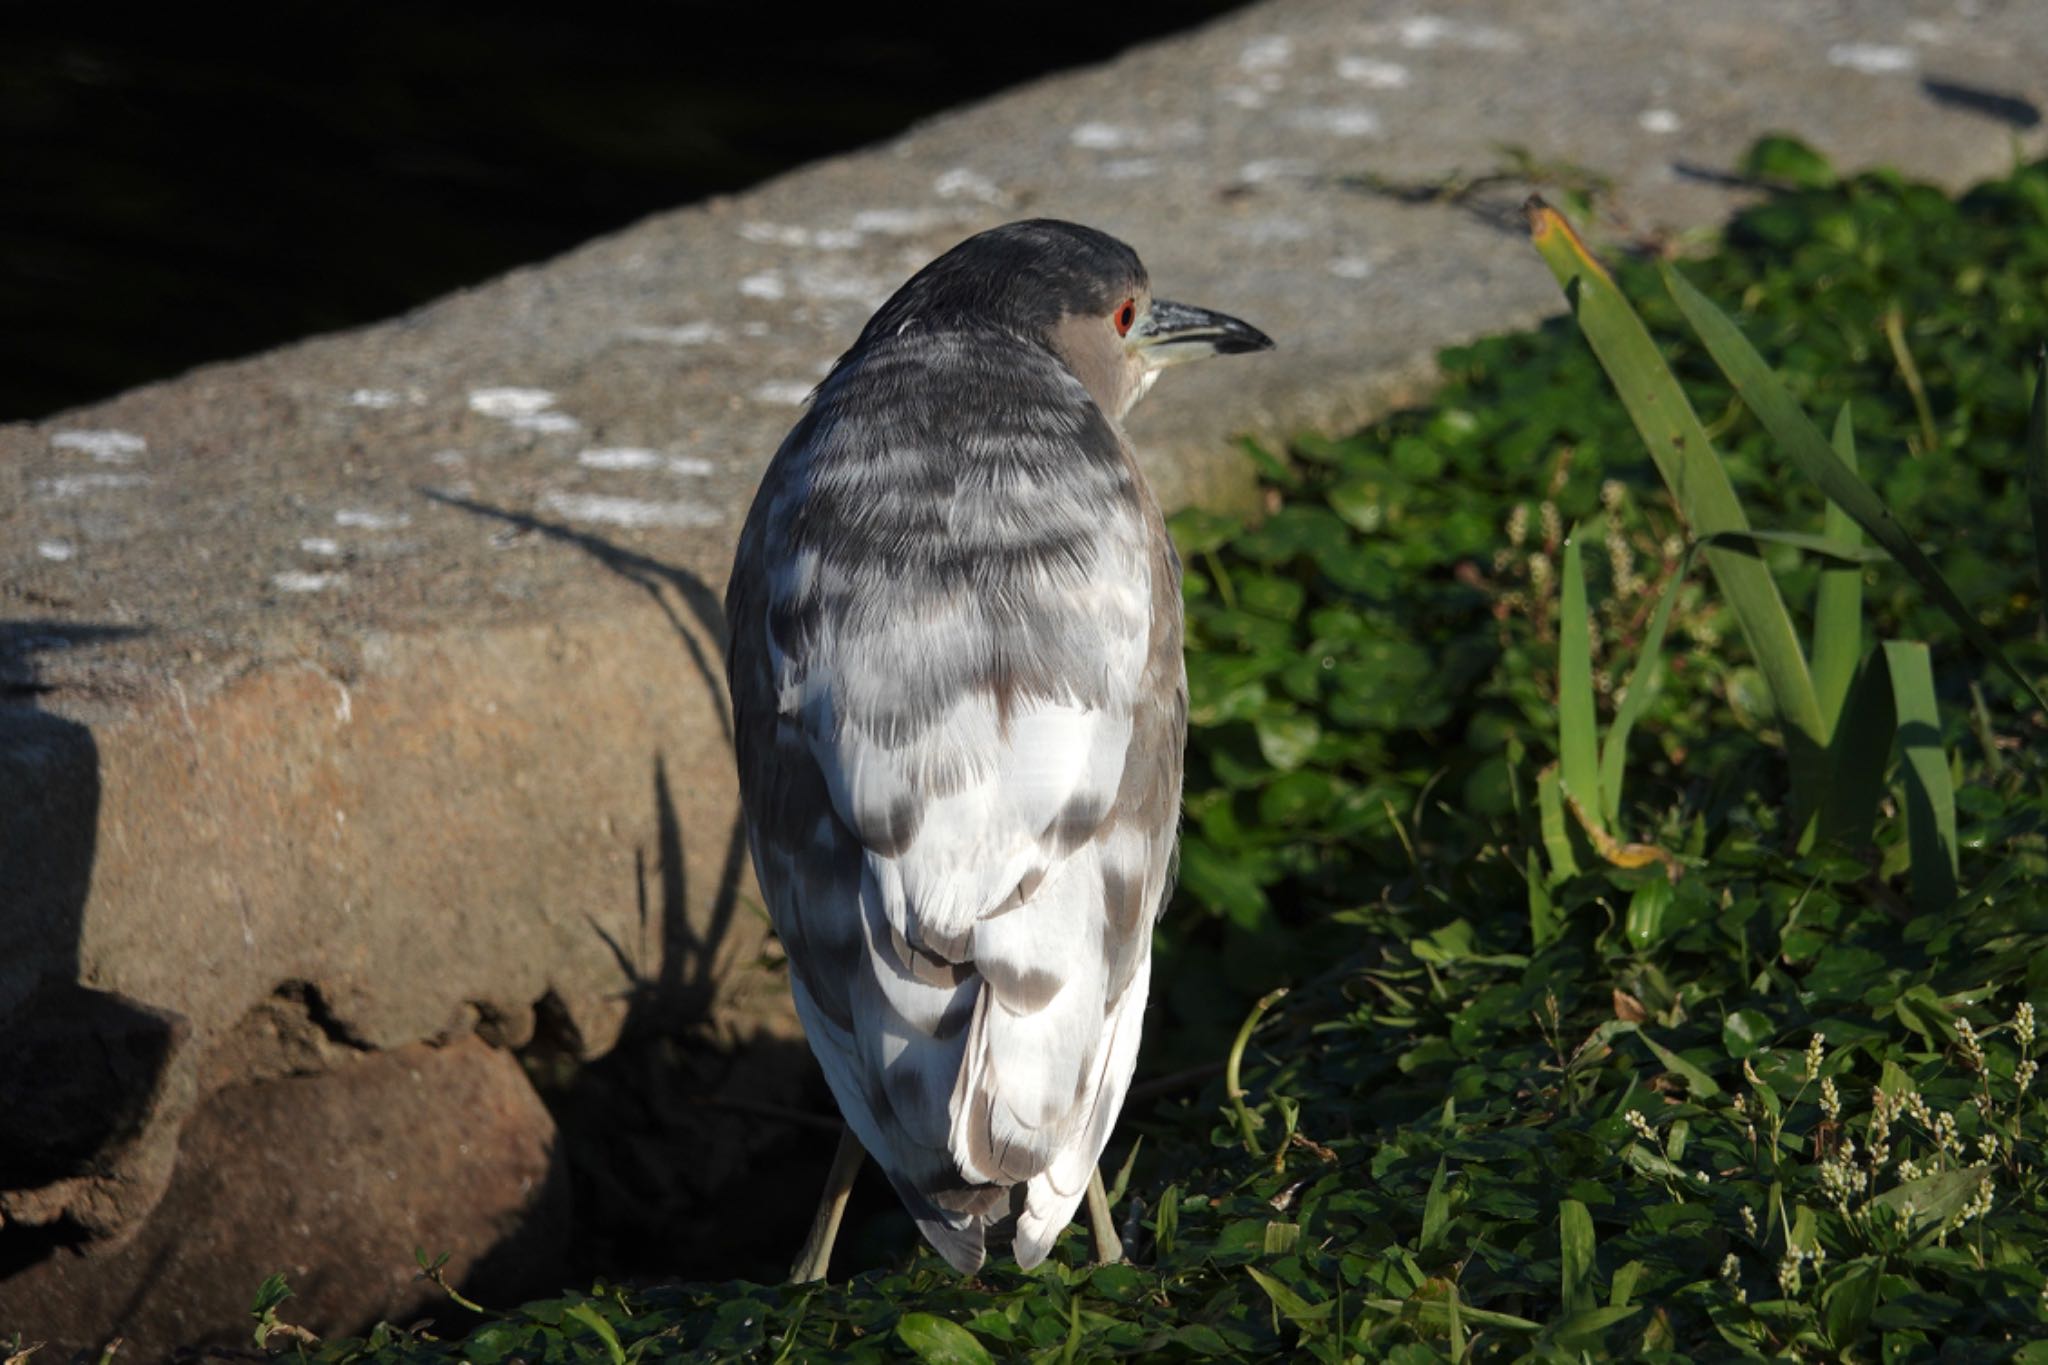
(2, 5, 1246, 421)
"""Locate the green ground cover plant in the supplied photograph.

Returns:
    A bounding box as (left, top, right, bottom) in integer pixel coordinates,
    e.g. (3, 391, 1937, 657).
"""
(211, 140, 2048, 1362)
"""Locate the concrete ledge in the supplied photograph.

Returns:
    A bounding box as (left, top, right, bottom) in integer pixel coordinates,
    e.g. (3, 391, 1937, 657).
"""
(3, 0, 2044, 1315)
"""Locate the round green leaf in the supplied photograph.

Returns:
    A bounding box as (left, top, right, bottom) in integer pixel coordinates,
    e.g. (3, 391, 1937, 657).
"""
(1740, 133, 1837, 188)
(1254, 711, 1322, 770)
(1327, 476, 1392, 533)
(1258, 770, 1340, 826)
(1235, 506, 1353, 565)
(1177, 836, 1271, 928)
(896, 1313, 994, 1365)
(1722, 1009, 1776, 1058)
(1237, 572, 1306, 621)
(1391, 435, 1444, 479)
(1167, 507, 1242, 557)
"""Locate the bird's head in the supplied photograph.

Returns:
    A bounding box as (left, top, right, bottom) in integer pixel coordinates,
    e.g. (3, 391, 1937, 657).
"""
(849, 218, 1273, 421)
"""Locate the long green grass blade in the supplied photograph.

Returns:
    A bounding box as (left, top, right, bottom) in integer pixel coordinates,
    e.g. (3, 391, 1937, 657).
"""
(1557, 530, 1603, 822)
(1537, 765, 1578, 880)
(2028, 349, 2048, 632)
(1819, 654, 1895, 850)
(1528, 200, 1826, 827)
(1610, 1260, 1645, 1310)
(1882, 641, 1959, 910)
(564, 1304, 628, 1365)
(1599, 554, 1686, 828)
(1421, 1157, 1452, 1251)
(1245, 1266, 1331, 1330)
(1559, 1198, 1597, 1315)
(1632, 1027, 1722, 1099)
(1527, 848, 1561, 945)
(1813, 405, 1865, 737)
(1698, 528, 1886, 565)
(1360, 1300, 1542, 1334)
(1663, 262, 2048, 715)
(1816, 640, 1960, 905)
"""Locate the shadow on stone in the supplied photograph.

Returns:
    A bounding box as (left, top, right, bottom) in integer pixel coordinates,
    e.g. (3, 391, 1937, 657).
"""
(521, 1001, 846, 1285)
(1330, 166, 1580, 238)
(0, 1037, 571, 1361)
(420, 489, 734, 739)
(420, 490, 753, 1020)
(1919, 77, 2042, 130)
(0, 623, 194, 1284)
(0, 610, 583, 1351)
(0, 986, 187, 1230)
(0, 496, 886, 1344)
(417, 492, 860, 1284)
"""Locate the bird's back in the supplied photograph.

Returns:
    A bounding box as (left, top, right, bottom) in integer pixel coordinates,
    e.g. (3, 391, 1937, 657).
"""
(726, 327, 1186, 1270)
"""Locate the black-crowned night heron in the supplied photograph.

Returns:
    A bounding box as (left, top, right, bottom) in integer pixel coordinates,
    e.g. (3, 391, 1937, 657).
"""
(726, 219, 1272, 1279)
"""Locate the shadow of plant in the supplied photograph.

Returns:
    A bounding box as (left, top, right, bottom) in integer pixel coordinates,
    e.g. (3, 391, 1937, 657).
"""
(417, 493, 916, 1286)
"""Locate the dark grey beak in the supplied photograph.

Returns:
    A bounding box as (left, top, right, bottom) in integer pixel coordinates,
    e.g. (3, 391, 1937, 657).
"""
(1132, 298, 1275, 366)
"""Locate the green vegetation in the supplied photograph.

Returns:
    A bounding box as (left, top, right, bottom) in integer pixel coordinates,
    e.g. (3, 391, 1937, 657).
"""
(248, 142, 2048, 1361)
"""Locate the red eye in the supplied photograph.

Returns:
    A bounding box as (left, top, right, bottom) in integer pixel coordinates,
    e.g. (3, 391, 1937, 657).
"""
(1114, 299, 1136, 336)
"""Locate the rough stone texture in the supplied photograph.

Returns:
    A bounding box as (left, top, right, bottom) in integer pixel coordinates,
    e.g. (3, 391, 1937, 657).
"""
(2, 0, 2045, 1324)
(0, 1037, 568, 1359)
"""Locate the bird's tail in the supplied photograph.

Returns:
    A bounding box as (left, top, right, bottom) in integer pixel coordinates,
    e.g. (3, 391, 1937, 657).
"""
(917, 1215, 987, 1274)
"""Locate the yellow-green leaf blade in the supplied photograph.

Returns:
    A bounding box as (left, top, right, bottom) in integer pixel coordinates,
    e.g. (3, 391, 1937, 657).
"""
(1662, 260, 2047, 715)
(1558, 529, 1602, 824)
(1421, 1157, 1452, 1252)
(2029, 348, 2048, 633)
(1527, 199, 1826, 825)
(1813, 404, 1864, 739)
(1600, 549, 1689, 828)
(1820, 653, 1895, 850)
(1559, 1198, 1597, 1315)
(1537, 765, 1578, 881)
(1246, 1266, 1334, 1329)
(564, 1304, 627, 1365)
(1883, 640, 1959, 910)
(1359, 1298, 1542, 1334)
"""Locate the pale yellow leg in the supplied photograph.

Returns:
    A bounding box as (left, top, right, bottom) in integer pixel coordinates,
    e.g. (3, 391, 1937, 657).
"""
(790, 1127, 865, 1284)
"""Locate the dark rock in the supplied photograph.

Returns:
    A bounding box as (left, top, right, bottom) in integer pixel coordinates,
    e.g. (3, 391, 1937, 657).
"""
(0, 1037, 567, 1359)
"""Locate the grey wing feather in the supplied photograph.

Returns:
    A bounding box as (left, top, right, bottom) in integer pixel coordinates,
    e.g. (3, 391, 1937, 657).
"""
(728, 332, 1184, 1271)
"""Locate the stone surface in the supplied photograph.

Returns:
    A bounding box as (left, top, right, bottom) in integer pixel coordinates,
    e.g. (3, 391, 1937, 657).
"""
(0, 1037, 568, 1358)
(0, 984, 191, 1243)
(2, 0, 2045, 1310)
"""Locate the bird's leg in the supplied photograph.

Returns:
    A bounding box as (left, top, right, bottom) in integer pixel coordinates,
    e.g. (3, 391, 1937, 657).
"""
(1085, 1167, 1124, 1264)
(790, 1126, 866, 1284)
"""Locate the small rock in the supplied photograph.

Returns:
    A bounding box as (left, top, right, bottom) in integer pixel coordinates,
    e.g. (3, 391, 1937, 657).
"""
(0, 1037, 568, 1357)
